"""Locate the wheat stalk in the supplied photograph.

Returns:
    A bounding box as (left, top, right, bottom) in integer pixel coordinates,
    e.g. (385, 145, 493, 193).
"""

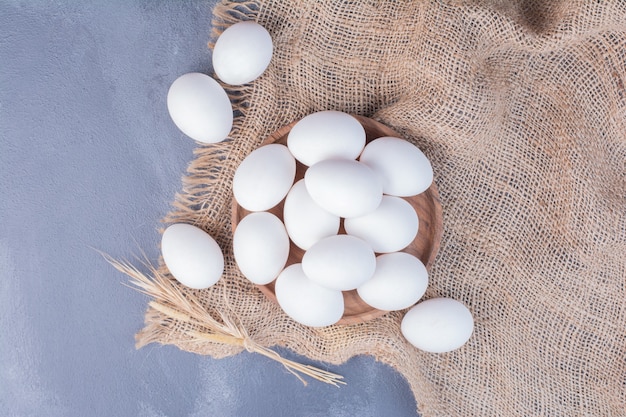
(104, 254, 345, 387)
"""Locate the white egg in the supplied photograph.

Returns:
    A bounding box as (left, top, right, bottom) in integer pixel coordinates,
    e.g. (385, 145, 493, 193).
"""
(283, 179, 340, 250)
(275, 264, 344, 327)
(287, 111, 366, 166)
(359, 136, 433, 196)
(233, 144, 296, 211)
(161, 223, 224, 289)
(357, 252, 428, 311)
(304, 159, 382, 218)
(344, 195, 418, 253)
(212, 21, 273, 85)
(401, 298, 474, 353)
(233, 212, 289, 285)
(302, 235, 376, 291)
(166, 72, 233, 143)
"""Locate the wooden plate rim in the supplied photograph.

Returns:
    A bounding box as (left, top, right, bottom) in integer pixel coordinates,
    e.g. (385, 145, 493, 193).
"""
(231, 115, 443, 325)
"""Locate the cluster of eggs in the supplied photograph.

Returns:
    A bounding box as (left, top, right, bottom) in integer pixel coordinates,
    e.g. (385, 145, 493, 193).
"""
(233, 111, 429, 319)
(160, 21, 473, 354)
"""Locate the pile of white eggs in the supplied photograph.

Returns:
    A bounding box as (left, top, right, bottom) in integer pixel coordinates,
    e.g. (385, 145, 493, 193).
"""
(233, 111, 429, 314)
(160, 21, 473, 354)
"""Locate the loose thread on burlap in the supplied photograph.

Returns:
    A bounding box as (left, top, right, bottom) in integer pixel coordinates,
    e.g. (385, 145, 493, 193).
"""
(103, 254, 345, 387)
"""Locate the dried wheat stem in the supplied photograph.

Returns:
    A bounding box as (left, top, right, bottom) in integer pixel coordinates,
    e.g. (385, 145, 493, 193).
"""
(148, 301, 194, 324)
(103, 254, 346, 387)
(187, 329, 246, 347)
(245, 340, 346, 387)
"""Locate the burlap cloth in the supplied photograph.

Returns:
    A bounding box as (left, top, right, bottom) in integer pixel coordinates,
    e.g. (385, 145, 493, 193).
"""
(138, 1, 626, 415)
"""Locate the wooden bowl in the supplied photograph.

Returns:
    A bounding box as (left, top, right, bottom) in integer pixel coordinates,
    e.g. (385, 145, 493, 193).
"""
(232, 115, 443, 325)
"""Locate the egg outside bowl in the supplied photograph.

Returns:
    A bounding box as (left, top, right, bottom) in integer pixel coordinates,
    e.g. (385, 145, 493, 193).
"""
(231, 115, 443, 325)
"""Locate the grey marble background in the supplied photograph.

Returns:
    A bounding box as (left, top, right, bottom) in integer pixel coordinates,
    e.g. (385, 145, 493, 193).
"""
(0, 1, 419, 416)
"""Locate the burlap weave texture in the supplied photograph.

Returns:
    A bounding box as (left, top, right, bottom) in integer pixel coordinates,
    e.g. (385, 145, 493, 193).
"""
(138, 1, 626, 415)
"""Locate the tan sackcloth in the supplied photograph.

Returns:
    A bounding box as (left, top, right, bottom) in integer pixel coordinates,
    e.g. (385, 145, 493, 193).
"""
(136, 1, 626, 415)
